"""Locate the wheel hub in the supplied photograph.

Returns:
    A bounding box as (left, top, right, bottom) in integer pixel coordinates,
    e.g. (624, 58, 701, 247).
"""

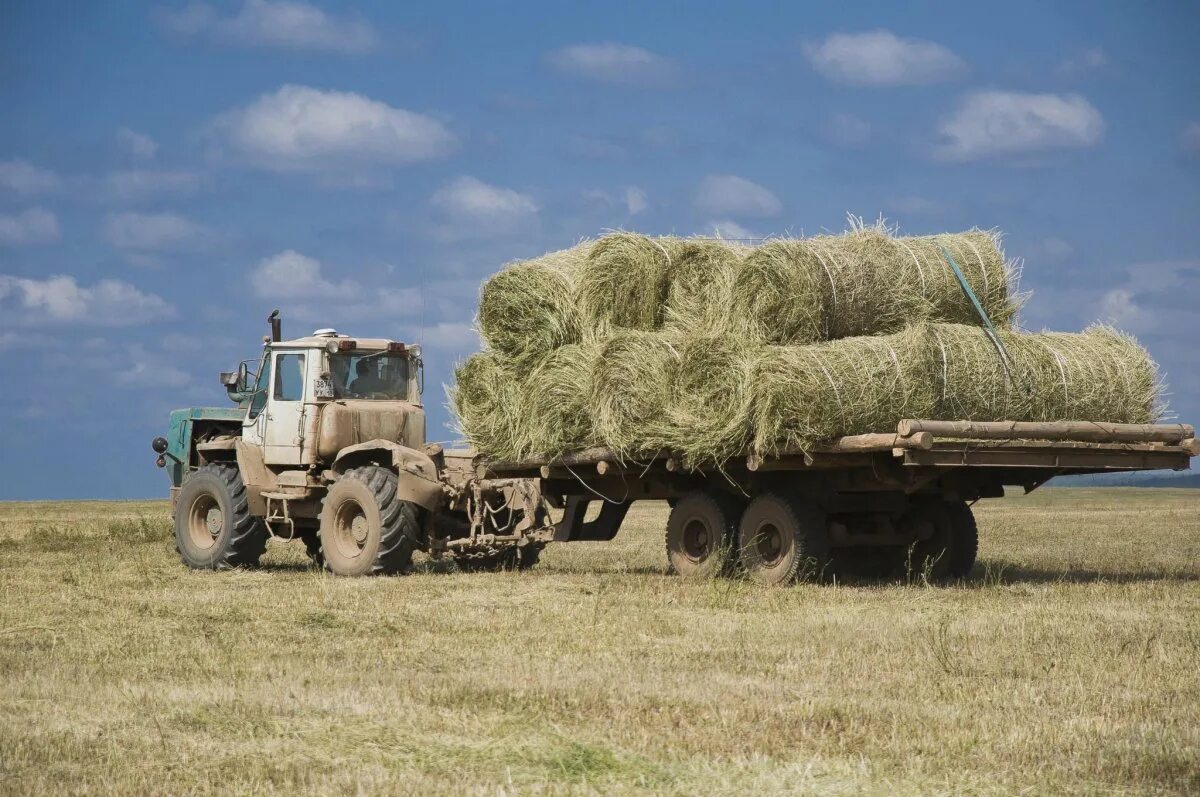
(186, 493, 222, 551)
(333, 500, 369, 559)
(681, 518, 712, 561)
(755, 522, 784, 564)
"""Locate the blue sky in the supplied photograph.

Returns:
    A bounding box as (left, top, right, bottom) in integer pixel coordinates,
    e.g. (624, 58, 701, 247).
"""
(1, 0, 1198, 499)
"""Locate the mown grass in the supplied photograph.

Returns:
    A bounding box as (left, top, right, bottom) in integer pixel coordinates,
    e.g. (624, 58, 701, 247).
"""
(1, 488, 1198, 795)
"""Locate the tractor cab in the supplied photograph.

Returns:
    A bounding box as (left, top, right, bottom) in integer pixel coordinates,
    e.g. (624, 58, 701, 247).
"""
(217, 317, 426, 469)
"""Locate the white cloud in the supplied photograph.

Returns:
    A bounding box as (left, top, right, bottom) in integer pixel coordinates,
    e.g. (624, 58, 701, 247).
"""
(545, 42, 678, 87)
(157, 0, 377, 53)
(694, 174, 781, 218)
(1055, 47, 1108, 79)
(0, 160, 60, 194)
(0, 274, 174, 326)
(250, 250, 358, 300)
(1181, 122, 1200, 155)
(117, 127, 157, 159)
(102, 212, 210, 252)
(0, 208, 60, 245)
(213, 85, 455, 172)
(624, 186, 647, 215)
(936, 91, 1104, 161)
(106, 170, 205, 201)
(708, 219, 757, 239)
(430, 176, 539, 239)
(805, 30, 966, 87)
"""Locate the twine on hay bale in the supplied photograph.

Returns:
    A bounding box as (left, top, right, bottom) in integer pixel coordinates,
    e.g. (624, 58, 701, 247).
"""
(730, 224, 1019, 344)
(927, 323, 1162, 425)
(750, 326, 936, 455)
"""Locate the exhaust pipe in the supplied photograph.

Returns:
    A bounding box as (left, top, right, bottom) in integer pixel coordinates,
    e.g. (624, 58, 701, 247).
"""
(268, 309, 281, 342)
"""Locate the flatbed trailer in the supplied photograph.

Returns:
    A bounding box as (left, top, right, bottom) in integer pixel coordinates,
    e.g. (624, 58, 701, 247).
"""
(463, 420, 1198, 584)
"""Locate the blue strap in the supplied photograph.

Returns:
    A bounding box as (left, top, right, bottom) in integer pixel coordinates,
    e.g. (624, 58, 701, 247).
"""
(940, 246, 1013, 376)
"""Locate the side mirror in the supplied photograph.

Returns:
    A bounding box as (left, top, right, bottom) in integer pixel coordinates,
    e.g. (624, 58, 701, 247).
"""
(220, 362, 251, 392)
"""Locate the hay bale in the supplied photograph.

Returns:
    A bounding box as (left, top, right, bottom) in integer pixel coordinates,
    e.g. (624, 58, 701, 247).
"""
(827, 226, 1017, 336)
(579, 233, 746, 332)
(589, 331, 682, 456)
(751, 327, 937, 454)
(519, 342, 601, 458)
(730, 227, 1017, 344)
(450, 352, 525, 461)
(662, 240, 750, 336)
(729, 239, 827, 344)
(927, 324, 1162, 424)
(476, 243, 591, 367)
(667, 334, 757, 464)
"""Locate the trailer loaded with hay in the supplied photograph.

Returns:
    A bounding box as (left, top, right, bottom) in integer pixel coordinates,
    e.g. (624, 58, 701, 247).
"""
(454, 223, 1198, 584)
(151, 225, 1196, 584)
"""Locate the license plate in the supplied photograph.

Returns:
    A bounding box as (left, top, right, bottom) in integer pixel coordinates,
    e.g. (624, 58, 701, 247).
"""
(314, 378, 335, 399)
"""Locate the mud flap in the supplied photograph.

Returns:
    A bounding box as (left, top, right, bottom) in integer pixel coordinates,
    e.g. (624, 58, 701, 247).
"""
(553, 497, 631, 542)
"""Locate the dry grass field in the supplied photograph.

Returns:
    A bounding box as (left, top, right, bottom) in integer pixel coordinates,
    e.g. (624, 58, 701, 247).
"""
(1, 487, 1198, 795)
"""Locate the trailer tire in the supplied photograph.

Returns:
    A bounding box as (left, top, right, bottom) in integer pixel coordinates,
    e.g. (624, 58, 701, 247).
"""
(319, 466, 419, 576)
(737, 493, 830, 585)
(945, 501, 979, 578)
(665, 491, 742, 578)
(905, 501, 955, 582)
(174, 463, 268, 570)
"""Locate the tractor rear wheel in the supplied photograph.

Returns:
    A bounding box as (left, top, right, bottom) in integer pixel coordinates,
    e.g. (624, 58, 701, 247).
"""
(318, 466, 420, 576)
(665, 491, 743, 578)
(737, 493, 830, 585)
(174, 463, 268, 570)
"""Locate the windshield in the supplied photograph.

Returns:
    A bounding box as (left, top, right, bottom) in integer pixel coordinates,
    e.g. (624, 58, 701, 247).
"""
(330, 351, 411, 400)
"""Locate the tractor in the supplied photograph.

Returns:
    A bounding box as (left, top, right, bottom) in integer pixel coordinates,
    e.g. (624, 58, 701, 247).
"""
(152, 312, 547, 575)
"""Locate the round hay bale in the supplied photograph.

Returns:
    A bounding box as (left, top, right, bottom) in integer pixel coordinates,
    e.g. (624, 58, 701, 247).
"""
(830, 226, 1018, 334)
(476, 243, 591, 367)
(751, 326, 936, 454)
(667, 334, 757, 464)
(926, 323, 1162, 424)
(449, 352, 524, 461)
(728, 239, 827, 344)
(519, 342, 601, 458)
(662, 239, 749, 336)
(589, 331, 682, 456)
(578, 233, 678, 331)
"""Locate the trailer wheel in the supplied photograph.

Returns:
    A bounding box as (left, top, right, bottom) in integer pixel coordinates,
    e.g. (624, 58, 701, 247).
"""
(737, 493, 830, 585)
(174, 463, 268, 570)
(665, 491, 742, 578)
(319, 466, 419, 576)
(905, 502, 955, 582)
(944, 501, 979, 578)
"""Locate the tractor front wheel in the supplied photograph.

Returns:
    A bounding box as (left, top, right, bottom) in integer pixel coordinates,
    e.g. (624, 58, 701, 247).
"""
(174, 463, 268, 570)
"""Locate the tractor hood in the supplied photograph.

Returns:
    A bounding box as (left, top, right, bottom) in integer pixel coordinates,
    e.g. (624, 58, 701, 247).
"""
(315, 400, 425, 461)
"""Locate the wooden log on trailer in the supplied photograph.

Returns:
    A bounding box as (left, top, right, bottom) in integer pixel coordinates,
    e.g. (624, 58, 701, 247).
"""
(745, 432, 933, 471)
(897, 419, 1193, 445)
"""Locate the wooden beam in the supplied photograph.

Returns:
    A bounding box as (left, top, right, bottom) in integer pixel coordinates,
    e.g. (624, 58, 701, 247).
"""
(746, 432, 933, 471)
(897, 419, 1193, 444)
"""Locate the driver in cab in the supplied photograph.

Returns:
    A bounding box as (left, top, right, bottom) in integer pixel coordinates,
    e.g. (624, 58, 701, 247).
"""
(349, 359, 387, 396)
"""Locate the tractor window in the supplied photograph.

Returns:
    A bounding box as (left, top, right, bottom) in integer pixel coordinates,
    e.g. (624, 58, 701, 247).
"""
(247, 356, 271, 420)
(273, 353, 305, 401)
(331, 352, 410, 400)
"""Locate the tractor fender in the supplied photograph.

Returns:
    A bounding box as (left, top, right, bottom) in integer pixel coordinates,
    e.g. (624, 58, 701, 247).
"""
(332, 439, 444, 512)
